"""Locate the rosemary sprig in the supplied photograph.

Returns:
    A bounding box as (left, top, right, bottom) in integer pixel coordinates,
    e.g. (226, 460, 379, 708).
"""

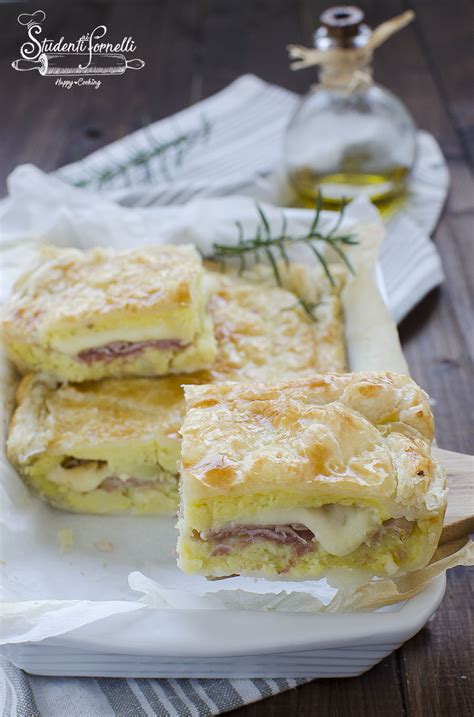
(73, 115, 211, 189)
(210, 196, 358, 321)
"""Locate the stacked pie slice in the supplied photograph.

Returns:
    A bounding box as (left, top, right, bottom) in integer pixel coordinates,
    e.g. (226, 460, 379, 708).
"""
(6, 246, 347, 515)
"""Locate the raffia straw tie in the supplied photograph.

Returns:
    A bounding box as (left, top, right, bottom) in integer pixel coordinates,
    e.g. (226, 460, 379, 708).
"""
(287, 10, 415, 92)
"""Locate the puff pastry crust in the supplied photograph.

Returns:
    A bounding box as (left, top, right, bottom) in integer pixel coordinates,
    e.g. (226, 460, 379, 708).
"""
(2, 245, 216, 381)
(6, 264, 347, 514)
(203, 262, 346, 381)
(7, 373, 189, 514)
(177, 372, 447, 579)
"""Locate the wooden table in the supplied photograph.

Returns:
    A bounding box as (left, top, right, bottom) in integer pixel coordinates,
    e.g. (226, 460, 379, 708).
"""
(1, 1, 472, 714)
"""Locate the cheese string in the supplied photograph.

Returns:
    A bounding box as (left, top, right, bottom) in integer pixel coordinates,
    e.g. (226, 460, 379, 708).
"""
(287, 10, 415, 92)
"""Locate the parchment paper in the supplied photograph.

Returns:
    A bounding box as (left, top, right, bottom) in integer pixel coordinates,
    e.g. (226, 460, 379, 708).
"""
(0, 167, 470, 647)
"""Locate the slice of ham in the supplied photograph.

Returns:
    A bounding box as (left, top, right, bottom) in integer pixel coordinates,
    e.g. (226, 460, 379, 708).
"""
(201, 524, 316, 557)
(201, 517, 417, 558)
(77, 338, 189, 364)
(59, 457, 173, 493)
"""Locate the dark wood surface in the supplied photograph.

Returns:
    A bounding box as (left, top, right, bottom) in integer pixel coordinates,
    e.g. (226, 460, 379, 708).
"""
(1, 1, 472, 715)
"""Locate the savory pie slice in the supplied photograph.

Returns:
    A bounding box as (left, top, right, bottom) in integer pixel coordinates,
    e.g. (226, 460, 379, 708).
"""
(2, 245, 216, 381)
(6, 374, 189, 514)
(177, 373, 447, 580)
(6, 264, 347, 515)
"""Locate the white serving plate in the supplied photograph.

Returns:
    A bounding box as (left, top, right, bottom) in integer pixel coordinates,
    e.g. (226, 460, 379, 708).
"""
(1, 576, 445, 678)
(1, 197, 434, 679)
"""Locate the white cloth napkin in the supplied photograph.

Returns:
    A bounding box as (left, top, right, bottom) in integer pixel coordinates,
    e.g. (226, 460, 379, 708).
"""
(50, 73, 448, 322)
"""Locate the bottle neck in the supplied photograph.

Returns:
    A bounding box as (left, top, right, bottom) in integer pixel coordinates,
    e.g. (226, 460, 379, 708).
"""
(314, 23, 374, 93)
(318, 51, 373, 92)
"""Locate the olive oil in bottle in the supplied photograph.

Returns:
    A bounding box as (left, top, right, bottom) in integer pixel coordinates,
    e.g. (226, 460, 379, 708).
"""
(285, 7, 417, 209)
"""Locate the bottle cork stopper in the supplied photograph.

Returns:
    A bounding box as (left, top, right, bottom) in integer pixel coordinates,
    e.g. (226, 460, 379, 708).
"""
(320, 6, 365, 39)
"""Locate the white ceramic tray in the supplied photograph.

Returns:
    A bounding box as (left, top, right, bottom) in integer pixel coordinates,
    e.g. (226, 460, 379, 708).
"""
(1, 199, 435, 680)
(1, 576, 445, 678)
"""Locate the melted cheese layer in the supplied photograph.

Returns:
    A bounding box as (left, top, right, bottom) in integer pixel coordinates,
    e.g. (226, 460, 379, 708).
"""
(48, 464, 110, 492)
(50, 321, 195, 355)
(48, 462, 174, 493)
(222, 505, 381, 556)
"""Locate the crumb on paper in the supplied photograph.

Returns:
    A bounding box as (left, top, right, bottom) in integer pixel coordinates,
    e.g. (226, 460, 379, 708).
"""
(94, 538, 114, 552)
(57, 528, 74, 553)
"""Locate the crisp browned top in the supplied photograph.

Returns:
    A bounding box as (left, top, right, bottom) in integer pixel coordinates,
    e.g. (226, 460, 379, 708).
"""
(2, 244, 204, 339)
(181, 372, 446, 517)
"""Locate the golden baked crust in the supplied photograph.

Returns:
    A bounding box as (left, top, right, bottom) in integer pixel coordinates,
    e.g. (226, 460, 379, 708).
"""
(202, 263, 346, 381)
(181, 372, 443, 514)
(10, 374, 187, 462)
(2, 244, 216, 381)
(7, 244, 202, 331)
(178, 372, 447, 579)
(7, 373, 192, 514)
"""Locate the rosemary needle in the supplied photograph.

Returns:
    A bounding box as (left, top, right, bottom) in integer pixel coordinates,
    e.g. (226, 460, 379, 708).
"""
(73, 115, 211, 189)
(210, 196, 358, 321)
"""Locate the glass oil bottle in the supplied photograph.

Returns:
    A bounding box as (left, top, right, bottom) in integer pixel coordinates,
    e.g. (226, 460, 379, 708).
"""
(285, 6, 417, 209)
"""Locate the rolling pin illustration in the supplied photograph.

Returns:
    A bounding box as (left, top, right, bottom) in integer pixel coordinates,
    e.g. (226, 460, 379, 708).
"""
(12, 53, 145, 76)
